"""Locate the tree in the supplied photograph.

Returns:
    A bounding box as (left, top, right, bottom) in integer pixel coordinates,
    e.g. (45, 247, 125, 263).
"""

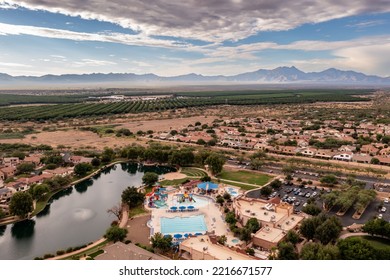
(105, 225, 127, 243)
(107, 203, 122, 220)
(16, 162, 35, 175)
(74, 163, 93, 177)
(285, 230, 300, 245)
(91, 157, 101, 167)
(196, 139, 206, 145)
(239, 227, 252, 243)
(260, 186, 272, 197)
(121, 187, 145, 208)
(0, 208, 5, 219)
(101, 147, 115, 163)
(169, 150, 194, 166)
(320, 174, 338, 186)
(31, 184, 50, 200)
(277, 242, 298, 260)
(205, 153, 225, 175)
(200, 175, 211, 182)
(314, 216, 342, 244)
(225, 211, 237, 225)
(300, 242, 340, 260)
(217, 235, 227, 245)
(150, 232, 173, 253)
(322, 191, 338, 211)
(9, 192, 33, 218)
(302, 203, 322, 216)
(337, 238, 376, 260)
(250, 158, 263, 170)
(245, 218, 260, 233)
(142, 172, 159, 187)
(282, 165, 295, 176)
(216, 196, 225, 206)
(270, 179, 282, 190)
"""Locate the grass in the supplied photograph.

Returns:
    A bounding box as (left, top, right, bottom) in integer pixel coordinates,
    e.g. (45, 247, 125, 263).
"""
(356, 236, 390, 250)
(88, 249, 104, 259)
(159, 178, 188, 186)
(61, 240, 109, 260)
(129, 205, 148, 218)
(217, 170, 272, 186)
(180, 167, 208, 178)
(217, 179, 261, 191)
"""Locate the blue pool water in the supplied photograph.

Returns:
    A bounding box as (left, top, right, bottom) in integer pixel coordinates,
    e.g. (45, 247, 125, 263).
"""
(231, 239, 239, 243)
(154, 200, 168, 208)
(160, 215, 207, 235)
(225, 187, 239, 197)
(170, 195, 210, 208)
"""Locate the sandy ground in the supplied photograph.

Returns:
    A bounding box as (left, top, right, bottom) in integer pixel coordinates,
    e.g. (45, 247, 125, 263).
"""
(161, 172, 187, 180)
(126, 214, 152, 246)
(117, 115, 215, 133)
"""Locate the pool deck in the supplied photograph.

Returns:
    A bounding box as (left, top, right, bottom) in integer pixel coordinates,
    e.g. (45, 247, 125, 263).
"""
(148, 191, 233, 241)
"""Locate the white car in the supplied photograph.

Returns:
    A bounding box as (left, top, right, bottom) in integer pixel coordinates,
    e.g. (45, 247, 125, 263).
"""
(381, 207, 387, 212)
(378, 214, 383, 219)
(384, 198, 389, 204)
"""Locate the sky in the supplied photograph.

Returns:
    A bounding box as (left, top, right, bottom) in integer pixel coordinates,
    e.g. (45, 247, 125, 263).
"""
(0, 0, 389, 77)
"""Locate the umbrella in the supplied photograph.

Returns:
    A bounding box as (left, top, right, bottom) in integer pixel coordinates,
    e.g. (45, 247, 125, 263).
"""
(184, 233, 189, 238)
(179, 206, 186, 211)
(187, 206, 195, 209)
(170, 206, 178, 210)
(174, 233, 183, 239)
(164, 234, 172, 238)
(195, 233, 203, 236)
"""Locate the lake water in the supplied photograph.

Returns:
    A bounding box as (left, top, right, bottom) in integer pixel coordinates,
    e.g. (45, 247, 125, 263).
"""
(0, 163, 174, 260)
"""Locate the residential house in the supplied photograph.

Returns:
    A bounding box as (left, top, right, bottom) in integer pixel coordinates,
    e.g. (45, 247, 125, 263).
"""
(300, 148, 316, 157)
(360, 144, 379, 155)
(0, 187, 13, 202)
(0, 166, 16, 178)
(333, 152, 353, 162)
(352, 154, 372, 164)
(376, 156, 390, 166)
(339, 145, 356, 153)
(315, 149, 336, 159)
(43, 168, 73, 177)
(378, 147, 390, 156)
(158, 132, 172, 140)
(6, 181, 28, 192)
(2, 157, 20, 167)
(23, 155, 42, 166)
(0, 170, 5, 180)
(69, 156, 93, 164)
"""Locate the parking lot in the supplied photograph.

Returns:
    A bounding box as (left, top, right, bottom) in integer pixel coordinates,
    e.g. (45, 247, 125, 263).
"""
(247, 182, 390, 226)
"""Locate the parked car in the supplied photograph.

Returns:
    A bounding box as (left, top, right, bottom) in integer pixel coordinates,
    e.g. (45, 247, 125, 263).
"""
(294, 201, 301, 206)
(384, 198, 389, 204)
(303, 202, 308, 208)
(311, 192, 317, 197)
(378, 214, 383, 219)
(381, 207, 387, 212)
(305, 192, 311, 198)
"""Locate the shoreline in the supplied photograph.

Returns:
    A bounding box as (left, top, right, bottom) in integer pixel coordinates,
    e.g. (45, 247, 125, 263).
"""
(0, 159, 127, 226)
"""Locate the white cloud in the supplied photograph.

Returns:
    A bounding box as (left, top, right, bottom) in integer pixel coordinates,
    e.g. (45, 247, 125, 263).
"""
(1, 0, 389, 42)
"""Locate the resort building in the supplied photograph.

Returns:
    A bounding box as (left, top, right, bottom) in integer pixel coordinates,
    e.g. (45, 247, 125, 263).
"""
(233, 197, 304, 250)
(95, 242, 167, 260)
(180, 235, 257, 260)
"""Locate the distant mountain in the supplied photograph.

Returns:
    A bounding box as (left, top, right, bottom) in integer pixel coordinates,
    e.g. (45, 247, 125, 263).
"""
(0, 66, 389, 86)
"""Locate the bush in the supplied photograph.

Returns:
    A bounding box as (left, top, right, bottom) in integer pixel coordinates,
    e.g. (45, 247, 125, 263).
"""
(56, 250, 65, 256)
(43, 253, 55, 259)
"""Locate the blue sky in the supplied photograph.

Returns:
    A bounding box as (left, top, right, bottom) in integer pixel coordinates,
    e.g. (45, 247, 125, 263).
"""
(0, 1, 389, 77)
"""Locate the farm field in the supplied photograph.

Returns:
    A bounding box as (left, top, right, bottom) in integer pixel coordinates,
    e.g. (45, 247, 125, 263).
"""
(0, 89, 371, 121)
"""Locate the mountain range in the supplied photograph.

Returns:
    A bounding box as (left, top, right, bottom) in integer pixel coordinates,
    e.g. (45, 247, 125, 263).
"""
(0, 66, 389, 86)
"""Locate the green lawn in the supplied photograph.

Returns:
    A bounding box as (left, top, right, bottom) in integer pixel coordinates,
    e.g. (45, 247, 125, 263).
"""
(217, 170, 272, 186)
(159, 178, 188, 186)
(358, 236, 390, 250)
(129, 206, 148, 218)
(217, 179, 260, 191)
(180, 167, 208, 178)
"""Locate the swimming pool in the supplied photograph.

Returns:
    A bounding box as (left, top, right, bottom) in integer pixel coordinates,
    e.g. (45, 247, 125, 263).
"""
(154, 200, 168, 208)
(225, 187, 240, 197)
(170, 195, 210, 208)
(160, 215, 207, 235)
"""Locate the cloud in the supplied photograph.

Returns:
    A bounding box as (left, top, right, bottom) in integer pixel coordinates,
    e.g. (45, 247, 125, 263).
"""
(347, 19, 387, 28)
(1, 0, 389, 42)
(0, 22, 191, 49)
(72, 59, 117, 67)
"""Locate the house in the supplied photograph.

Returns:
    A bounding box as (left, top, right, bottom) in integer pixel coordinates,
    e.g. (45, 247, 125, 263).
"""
(6, 181, 28, 192)
(23, 155, 42, 166)
(95, 242, 167, 260)
(42, 168, 73, 177)
(333, 152, 353, 162)
(301, 148, 316, 157)
(0, 170, 5, 180)
(0, 187, 13, 202)
(352, 154, 372, 164)
(69, 156, 93, 164)
(315, 149, 336, 159)
(339, 145, 356, 153)
(0, 166, 16, 178)
(158, 132, 172, 140)
(378, 147, 390, 156)
(376, 156, 390, 166)
(361, 144, 379, 155)
(2, 157, 20, 167)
